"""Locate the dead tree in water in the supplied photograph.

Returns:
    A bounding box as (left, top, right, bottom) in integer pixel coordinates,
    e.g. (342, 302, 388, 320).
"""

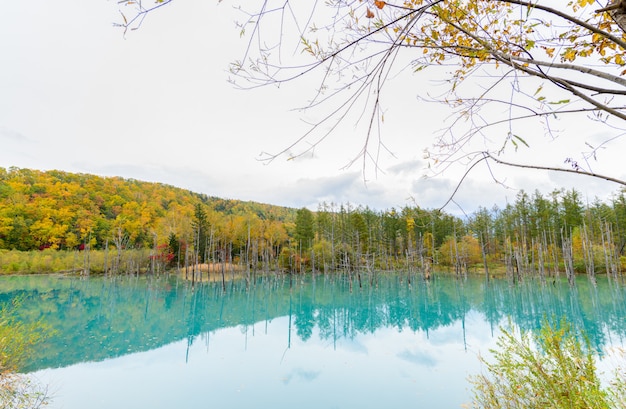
(533, 231, 547, 284)
(103, 239, 109, 276)
(82, 232, 91, 276)
(581, 222, 596, 284)
(561, 232, 576, 287)
(112, 227, 129, 275)
(601, 221, 621, 281)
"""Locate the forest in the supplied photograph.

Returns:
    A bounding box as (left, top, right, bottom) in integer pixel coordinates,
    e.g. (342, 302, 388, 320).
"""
(1, 166, 626, 283)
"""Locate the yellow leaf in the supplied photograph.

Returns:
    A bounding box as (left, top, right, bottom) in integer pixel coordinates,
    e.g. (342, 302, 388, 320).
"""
(562, 48, 577, 62)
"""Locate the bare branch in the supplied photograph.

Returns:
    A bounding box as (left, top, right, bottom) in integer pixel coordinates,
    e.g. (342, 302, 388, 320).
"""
(483, 151, 626, 186)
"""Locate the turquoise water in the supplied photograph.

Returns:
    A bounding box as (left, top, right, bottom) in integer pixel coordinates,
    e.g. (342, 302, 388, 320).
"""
(1, 273, 625, 408)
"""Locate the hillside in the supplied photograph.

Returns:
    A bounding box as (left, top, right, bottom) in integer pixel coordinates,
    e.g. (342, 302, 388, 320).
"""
(2, 167, 626, 280)
(0, 167, 296, 251)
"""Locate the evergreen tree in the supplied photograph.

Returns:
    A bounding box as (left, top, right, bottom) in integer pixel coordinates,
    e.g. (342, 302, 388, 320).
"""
(294, 207, 315, 250)
(167, 232, 180, 267)
(192, 203, 209, 264)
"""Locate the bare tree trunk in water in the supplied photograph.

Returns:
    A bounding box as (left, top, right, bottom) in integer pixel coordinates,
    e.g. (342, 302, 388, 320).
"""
(561, 230, 576, 287)
(582, 222, 596, 284)
(104, 239, 109, 276)
(184, 244, 189, 281)
(221, 247, 226, 291)
(479, 231, 489, 283)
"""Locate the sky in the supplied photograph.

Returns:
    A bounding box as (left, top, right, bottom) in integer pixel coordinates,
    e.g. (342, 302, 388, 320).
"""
(1, 0, 625, 216)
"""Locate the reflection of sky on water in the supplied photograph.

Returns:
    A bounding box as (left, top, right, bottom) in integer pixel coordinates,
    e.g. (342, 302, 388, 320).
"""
(398, 348, 438, 368)
(8, 273, 624, 409)
(281, 369, 320, 384)
(35, 311, 496, 409)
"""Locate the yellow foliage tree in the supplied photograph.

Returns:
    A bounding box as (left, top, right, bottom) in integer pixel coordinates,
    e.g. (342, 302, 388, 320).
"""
(422, 231, 434, 261)
(439, 234, 482, 267)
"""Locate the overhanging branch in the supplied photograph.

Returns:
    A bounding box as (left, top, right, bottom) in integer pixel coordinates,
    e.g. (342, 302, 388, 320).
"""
(483, 152, 626, 186)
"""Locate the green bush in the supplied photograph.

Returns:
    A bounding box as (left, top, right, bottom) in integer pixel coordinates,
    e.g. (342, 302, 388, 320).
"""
(469, 319, 626, 408)
(0, 299, 52, 408)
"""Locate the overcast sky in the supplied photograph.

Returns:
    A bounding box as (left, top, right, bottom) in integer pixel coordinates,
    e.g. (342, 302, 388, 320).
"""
(1, 1, 625, 216)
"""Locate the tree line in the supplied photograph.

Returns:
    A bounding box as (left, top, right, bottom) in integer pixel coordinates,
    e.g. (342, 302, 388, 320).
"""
(293, 189, 626, 285)
(1, 167, 625, 281)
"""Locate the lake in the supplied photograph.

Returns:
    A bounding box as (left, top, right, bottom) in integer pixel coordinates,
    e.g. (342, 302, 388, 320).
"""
(1, 273, 625, 408)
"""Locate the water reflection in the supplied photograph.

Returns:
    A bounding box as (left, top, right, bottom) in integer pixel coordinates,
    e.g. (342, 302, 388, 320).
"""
(2, 274, 625, 409)
(0, 273, 623, 372)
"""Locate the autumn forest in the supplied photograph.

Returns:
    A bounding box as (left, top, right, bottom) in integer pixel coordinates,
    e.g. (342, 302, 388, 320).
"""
(1, 167, 626, 283)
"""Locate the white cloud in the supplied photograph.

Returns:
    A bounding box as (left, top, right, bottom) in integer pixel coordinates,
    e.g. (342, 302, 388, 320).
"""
(1, 0, 624, 216)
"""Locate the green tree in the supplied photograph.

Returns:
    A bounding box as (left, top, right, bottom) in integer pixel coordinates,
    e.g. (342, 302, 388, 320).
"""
(560, 188, 585, 234)
(167, 232, 180, 267)
(350, 210, 369, 254)
(192, 203, 210, 264)
(294, 207, 315, 251)
(471, 206, 493, 277)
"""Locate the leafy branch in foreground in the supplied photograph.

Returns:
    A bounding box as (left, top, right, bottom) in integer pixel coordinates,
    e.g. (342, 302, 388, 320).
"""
(469, 319, 626, 409)
(114, 0, 626, 197)
(225, 0, 626, 187)
(0, 299, 52, 409)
